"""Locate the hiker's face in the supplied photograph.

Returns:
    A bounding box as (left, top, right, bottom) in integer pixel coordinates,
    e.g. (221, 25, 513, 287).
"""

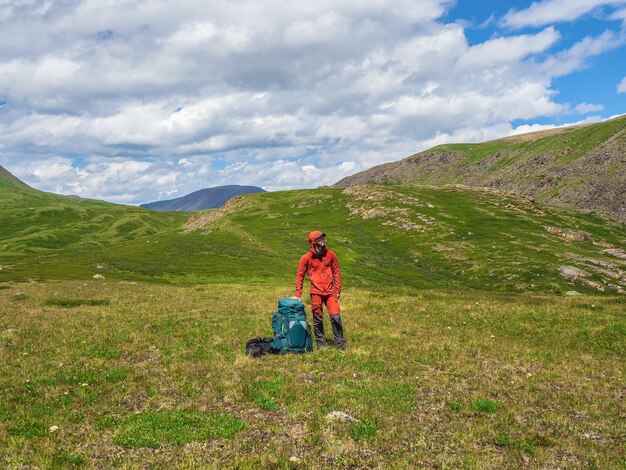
(315, 236, 326, 248)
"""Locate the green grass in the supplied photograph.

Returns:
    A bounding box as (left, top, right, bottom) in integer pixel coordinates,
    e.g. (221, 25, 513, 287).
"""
(113, 410, 245, 448)
(51, 450, 85, 468)
(244, 375, 285, 411)
(473, 399, 501, 414)
(348, 421, 377, 440)
(0, 281, 623, 467)
(9, 421, 48, 438)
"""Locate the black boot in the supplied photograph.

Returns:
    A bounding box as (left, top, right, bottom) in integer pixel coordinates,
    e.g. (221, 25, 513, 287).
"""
(313, 314, 327, 348)
(329, 314, 345, 350)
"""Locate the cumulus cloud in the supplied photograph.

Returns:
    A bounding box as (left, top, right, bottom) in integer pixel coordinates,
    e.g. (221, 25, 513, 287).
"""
(502, 0, 626, 29)
(612, 7, 626, 22)
(618, 77, 626, 92)
(0, 0, 624, 204)
(537, 28, 626, 77)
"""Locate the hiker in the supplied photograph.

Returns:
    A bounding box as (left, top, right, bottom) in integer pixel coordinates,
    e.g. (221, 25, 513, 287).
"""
(294, 231, 345, 349)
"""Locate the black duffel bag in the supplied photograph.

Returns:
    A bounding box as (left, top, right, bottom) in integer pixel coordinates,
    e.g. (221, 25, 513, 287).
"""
(245, 337, 278, 358)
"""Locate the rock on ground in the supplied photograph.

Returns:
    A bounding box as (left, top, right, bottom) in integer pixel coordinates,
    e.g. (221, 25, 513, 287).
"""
(604, 248, 626, 259)
(325, 411, 359, 423)
(559, 266, 589, 279)
(545, 227, 593, 242)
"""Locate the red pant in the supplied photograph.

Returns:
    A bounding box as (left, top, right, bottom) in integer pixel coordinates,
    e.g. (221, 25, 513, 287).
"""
(311, 294, 340, 316)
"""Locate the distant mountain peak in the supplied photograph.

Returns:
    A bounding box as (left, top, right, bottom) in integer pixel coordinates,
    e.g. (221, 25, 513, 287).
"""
(140, 185, 266, 211)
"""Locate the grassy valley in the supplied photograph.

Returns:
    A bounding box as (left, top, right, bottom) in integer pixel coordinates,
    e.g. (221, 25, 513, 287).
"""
(0, 170, 188, 280)
(2, 174, 625, 295)
(1, 161, 625, 467)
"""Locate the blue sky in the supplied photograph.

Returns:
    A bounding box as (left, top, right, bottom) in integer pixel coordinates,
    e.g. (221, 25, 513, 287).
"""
(451, 1, 626, 128)
(446, 0, 626, 124)
(0, 0, 625, 204)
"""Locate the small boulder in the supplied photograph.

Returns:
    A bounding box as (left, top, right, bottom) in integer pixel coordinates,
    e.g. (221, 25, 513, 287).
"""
(93, 274, 105, 280)
(584, 280, 605, 292)
(603, 248, 626, 259)
(564, 291, 581, 296)
(545, 227, 592, 242)
(362, 208, 387, 219)
(593, 267, 623, 280)
(325, 411, 359, 423)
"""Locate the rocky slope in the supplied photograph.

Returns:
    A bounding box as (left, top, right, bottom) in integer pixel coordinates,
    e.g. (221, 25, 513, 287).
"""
(335, 115, 626, 222)
(0, 165, 30, 188)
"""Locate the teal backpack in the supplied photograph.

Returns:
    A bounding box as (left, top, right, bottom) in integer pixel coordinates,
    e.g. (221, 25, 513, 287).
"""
(270, 298, 313, 353)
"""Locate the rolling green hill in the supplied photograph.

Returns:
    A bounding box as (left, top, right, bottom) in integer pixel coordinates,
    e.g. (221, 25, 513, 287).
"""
(0, 166, 188, 279)
(2, 165, 625, 295)
(335, 115, 626, 222)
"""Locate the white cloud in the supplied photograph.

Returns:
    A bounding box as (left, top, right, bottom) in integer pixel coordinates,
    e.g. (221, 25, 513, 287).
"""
(574, 102, 605, 113)
(0, 0, 624, 204)
(612, 7, 626, 22)
(457, 27, 560, 68)
(618, 76, 626, 92)
(31, 157, 75, 181)
(502, 0, 626, 29)
(510, 115, 604, 136)
(538, 29, 626, 77)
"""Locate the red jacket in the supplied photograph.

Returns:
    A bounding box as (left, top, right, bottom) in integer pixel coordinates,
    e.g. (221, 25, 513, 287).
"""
(295, 231, 341, 298)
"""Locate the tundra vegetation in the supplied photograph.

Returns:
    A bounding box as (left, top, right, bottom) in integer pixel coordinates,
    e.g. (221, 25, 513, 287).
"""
(0, 157, 625, 467)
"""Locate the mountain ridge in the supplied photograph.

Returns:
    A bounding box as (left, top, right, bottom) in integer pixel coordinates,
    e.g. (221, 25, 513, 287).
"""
(335, 115, 626, 222)
(140, 185, 266, 211)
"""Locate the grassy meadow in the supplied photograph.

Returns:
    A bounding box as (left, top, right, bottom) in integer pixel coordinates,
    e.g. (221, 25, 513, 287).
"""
(0, 280, 624, 468)
(1, 169, 626, 467)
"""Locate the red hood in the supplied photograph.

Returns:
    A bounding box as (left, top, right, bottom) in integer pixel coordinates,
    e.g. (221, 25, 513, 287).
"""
(308, 231, 326, 253)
